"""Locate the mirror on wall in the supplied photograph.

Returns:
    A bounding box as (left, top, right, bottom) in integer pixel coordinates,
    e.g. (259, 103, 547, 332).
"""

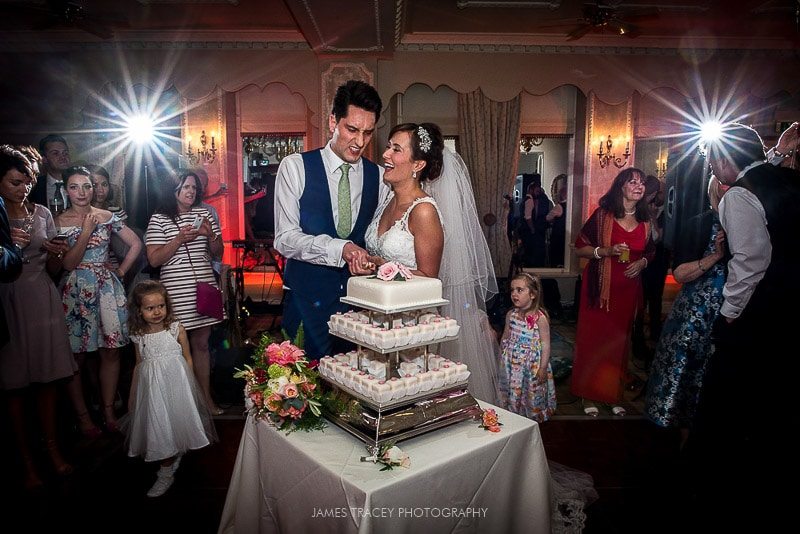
(511, 135, 572, 269)
(242, 133, 305, 238)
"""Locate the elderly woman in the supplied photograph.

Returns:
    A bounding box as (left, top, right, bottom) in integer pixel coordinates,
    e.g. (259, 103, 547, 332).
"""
(57, 166, 142, 433)
(645, 177, 727, 444)
(145, 170, 224, 415)
(570, 167, 654, 416)
(0, 145, 77, 488)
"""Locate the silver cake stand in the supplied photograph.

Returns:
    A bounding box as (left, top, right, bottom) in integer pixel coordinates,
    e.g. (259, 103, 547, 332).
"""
(321, 297, 483, 452)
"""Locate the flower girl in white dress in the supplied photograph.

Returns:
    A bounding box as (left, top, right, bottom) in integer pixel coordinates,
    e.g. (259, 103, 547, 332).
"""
(123, 280, 217, 497)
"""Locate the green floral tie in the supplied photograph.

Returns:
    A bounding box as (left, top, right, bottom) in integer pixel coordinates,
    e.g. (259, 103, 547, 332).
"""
(336, 163, 352, 238)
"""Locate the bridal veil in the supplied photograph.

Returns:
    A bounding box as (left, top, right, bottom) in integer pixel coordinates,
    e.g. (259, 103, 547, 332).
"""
(424, 147, 500, 403)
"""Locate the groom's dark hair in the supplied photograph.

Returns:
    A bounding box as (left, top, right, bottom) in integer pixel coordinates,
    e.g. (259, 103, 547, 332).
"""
(331, 80, 382, 123)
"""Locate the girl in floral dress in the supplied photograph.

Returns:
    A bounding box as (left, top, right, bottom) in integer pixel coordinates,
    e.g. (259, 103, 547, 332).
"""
(499, 272, 556, 423)
(57, 166, 142, 433)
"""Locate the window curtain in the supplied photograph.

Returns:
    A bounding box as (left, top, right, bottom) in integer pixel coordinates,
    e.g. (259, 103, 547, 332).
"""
(457, 89, 521, 275)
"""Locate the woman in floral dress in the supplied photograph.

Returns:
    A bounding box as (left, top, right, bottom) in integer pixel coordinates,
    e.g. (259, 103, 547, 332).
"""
(57, 166, 142, 432)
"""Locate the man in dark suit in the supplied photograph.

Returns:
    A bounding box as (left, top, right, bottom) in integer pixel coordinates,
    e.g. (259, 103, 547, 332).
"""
(30, 134, 70, 209)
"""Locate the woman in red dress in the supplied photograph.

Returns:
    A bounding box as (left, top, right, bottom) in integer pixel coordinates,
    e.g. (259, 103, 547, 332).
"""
(571, 168, 654, 416)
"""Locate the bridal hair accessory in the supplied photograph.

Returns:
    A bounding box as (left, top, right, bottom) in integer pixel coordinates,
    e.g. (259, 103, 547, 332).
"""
(375, 261, 414, 282)
(417, 126, 432, 153)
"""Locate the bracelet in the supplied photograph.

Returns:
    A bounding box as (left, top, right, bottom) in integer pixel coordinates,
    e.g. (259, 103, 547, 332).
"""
(697, 259, 706, 272)
(593, 246, 601, 260)
(774, 147, 793, 158)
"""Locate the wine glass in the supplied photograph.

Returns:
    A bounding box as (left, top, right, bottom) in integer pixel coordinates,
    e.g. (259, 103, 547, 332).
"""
(10, 214, 34, 263)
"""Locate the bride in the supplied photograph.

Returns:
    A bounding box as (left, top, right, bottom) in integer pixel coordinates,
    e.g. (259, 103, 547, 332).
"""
(365, 122, 500, 403)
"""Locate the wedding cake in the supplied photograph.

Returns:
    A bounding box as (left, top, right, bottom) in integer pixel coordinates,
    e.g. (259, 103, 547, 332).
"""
(345, 274, 443, 310)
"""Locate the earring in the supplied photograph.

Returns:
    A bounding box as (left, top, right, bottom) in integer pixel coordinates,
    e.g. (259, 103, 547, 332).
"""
(412, 170, 417, 179)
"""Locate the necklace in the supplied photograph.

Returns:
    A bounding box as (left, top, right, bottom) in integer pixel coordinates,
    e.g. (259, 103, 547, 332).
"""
(624, 209, 636, 216)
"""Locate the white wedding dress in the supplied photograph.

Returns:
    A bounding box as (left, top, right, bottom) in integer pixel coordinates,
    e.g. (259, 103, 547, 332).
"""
(365, 156, 500, 404)
(365, 196, 441, 270)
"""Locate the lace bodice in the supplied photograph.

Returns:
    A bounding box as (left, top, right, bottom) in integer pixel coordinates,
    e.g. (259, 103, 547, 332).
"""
(130, 322, 182, 362)
(365, 196, 442, 270)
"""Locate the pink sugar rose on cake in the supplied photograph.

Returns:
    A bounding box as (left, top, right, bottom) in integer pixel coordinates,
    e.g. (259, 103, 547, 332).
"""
(376, 261, 414, 281)
(377, 262, 400, 281)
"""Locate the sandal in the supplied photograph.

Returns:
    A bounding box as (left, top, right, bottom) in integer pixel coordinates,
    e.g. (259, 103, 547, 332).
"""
(612, 406, 627, 417)
(582, 400, 599, 417)
(103, 404, 121, 433)
(76, 411, 103, 440)
(43, 440, 74, 476)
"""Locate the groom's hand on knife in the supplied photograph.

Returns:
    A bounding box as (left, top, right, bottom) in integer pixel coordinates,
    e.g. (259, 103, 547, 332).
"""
(342, 243, 375, 275)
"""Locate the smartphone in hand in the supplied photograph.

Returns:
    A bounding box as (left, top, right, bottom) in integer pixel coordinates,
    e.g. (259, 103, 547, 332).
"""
(192, 215, 203, 229)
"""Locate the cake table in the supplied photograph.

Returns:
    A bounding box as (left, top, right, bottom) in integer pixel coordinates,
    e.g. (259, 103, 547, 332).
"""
(217, 401, 552, 534)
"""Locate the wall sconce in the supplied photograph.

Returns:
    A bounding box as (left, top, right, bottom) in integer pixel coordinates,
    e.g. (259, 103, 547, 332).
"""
(186, 130, 217, 165)
(655, 158, 667, 180)
(597, 135, 630, 169)
(519, 135, 545, 153)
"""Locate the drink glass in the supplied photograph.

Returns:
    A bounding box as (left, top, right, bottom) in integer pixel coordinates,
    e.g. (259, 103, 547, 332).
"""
(618, 244, 630, 263)
(10, 215, 34, 263)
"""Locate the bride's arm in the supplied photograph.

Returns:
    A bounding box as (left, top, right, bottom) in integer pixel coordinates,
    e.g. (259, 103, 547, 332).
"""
(408, 203, 444, 278)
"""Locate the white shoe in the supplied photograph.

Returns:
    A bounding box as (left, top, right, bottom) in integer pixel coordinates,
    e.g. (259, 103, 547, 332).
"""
(170, 455, 182, 475)
(147, 472, 174, 498)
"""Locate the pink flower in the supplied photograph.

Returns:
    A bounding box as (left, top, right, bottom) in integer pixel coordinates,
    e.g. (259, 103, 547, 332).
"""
(266, 393, 283, 412)
(266, 341, 305, 366)
(249, 391, 264, 407)
(396, 263, 413, 280)
(377, 262, 400, 281)
(487, 425, 501, 433)
(282, 383, 299, 398)
(301, 382, 316, 394)
(287, 406, 304, 419)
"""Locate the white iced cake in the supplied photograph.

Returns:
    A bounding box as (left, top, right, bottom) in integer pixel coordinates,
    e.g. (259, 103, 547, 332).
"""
(346, 275, 443, 310)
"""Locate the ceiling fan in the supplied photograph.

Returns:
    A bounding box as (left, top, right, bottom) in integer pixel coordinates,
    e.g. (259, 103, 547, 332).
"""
(534, 1, 661, 41)
(0, 0, 128, 39)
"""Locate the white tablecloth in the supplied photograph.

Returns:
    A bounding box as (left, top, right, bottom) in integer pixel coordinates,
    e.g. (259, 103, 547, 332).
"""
(218, 402, 552, 534)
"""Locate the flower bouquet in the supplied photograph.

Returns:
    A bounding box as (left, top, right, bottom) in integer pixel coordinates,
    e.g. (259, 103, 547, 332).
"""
(375, 261, 413, 281)
(234, 330, 326, 433)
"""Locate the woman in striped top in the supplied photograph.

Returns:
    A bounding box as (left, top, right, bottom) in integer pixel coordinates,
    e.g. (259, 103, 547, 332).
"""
(145, 170, 224, 415)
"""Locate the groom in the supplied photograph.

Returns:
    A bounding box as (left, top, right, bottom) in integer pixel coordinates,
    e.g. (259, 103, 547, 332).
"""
(274, 80, 386, 359)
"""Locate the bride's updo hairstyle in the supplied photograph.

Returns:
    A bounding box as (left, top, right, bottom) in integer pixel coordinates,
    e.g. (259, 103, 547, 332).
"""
(389, 122, 444, 182)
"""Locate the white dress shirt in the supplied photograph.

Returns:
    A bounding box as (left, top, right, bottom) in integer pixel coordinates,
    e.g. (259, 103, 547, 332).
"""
(718, 160, 772, 319)
(273, 142, 387, 274)
(46, 173, 68, 209)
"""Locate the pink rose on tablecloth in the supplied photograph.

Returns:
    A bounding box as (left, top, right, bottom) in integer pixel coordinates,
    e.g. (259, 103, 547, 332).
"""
(377, 262, 400, 281)
(266, 340, 305, 366)
(382, 445, 411, 469)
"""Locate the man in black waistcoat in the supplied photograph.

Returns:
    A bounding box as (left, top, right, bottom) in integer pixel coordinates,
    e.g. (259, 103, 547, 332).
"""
(688, 123, 800, 530)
